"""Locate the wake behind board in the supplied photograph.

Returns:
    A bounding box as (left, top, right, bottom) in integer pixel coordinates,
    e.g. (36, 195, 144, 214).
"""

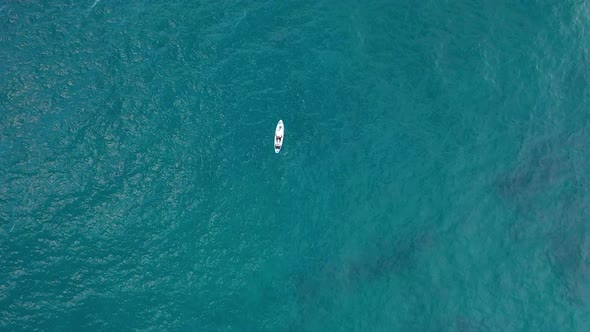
(274, 120, 284, 153)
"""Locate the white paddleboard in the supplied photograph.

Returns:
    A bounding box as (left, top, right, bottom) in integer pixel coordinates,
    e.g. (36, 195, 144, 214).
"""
(274, 120, 284, 153)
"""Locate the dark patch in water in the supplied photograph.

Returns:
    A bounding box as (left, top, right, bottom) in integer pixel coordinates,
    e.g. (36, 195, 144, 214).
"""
(547, 193, 590, 305)
(495, 132, 590, 305)
(289, 229, 436, 329)
(494, 138, 567, 204)
(346, 230, 435, 283)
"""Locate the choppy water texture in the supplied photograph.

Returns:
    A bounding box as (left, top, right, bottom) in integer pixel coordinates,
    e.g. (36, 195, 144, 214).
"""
(2, 1, 590, 331)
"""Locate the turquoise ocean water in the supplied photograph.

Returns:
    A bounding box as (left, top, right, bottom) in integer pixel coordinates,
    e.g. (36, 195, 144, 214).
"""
(2, 1, 590, 330)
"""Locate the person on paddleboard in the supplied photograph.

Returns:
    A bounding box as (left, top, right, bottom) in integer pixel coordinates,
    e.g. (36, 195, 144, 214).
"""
(275, 135, 282, 150)
(274, 120, 284, 153)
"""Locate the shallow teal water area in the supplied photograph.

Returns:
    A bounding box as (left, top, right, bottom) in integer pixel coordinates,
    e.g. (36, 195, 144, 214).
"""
(1, 1, 590, 331)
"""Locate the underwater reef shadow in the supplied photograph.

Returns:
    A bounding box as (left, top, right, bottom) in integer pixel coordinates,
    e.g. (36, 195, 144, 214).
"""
(493, 132, 590, 306)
